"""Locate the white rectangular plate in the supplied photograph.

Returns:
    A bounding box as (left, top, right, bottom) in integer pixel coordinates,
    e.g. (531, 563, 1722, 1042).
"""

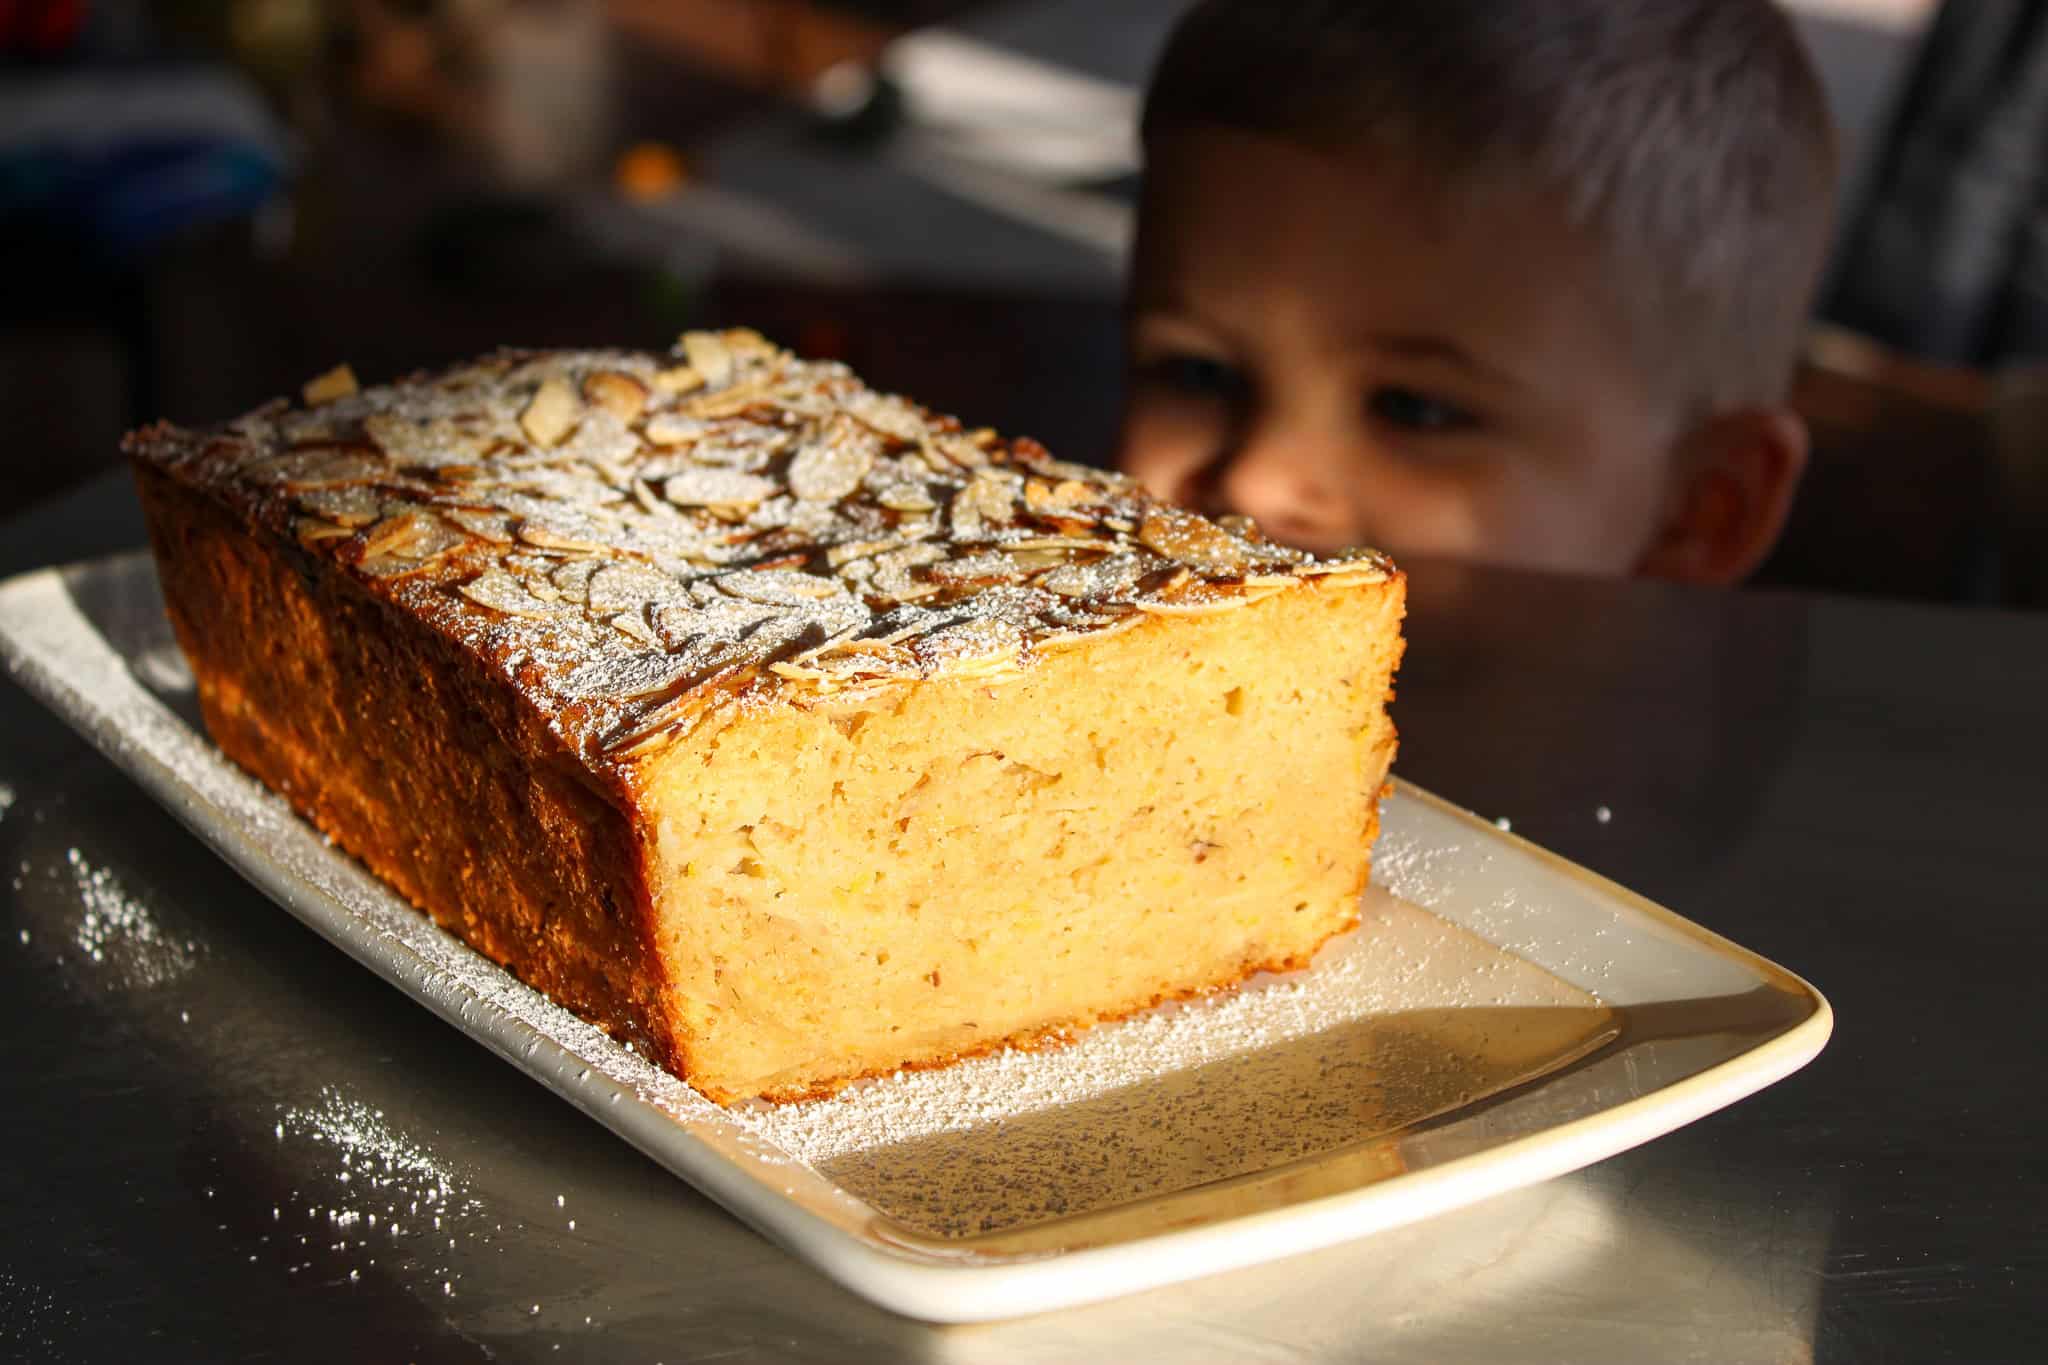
(0, 553, 1830, 1322)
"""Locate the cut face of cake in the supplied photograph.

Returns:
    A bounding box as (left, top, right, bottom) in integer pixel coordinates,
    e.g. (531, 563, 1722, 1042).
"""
(127, 331, 1405, 1102)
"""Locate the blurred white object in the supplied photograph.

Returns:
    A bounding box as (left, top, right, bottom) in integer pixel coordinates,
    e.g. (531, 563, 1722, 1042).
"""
(881, 28, 1140, 184)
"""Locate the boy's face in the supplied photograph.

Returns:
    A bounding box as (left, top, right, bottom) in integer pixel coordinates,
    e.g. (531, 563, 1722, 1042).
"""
(1120, 127, 1682, 574)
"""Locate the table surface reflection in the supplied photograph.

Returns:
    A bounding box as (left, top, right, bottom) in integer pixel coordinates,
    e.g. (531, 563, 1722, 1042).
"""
(2, 476, 2044, 1363)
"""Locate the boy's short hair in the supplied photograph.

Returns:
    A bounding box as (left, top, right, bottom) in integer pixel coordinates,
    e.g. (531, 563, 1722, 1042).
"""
(1142, 0, 1838, 413)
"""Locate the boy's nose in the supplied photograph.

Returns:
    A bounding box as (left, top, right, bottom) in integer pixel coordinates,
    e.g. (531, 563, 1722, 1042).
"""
(1209, 440, 1360, 555)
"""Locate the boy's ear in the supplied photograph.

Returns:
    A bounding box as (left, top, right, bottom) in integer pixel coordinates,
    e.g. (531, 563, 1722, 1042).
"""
(1636, 408, 1809, 586)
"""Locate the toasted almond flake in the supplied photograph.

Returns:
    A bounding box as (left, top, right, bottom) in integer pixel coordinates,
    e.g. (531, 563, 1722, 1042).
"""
(359, 511, 434, 558)
(643, 413, 704, 447)
(723, 328, 778, 360)
(1132, 593, 1252, 617)
(583, 370, 649, 423)
(520, 377, 581, 447)
(911, 617, 1024, 670)
(716, 568, 844, 604)
(393, 521, 467, 563)
(875, 483, 937, 513)
(301, 364, 359, 406)
(825, 538, 908, 570)
(948, 473, 1015, 541)
(1297, 555, 1393, 581)
(651, 364, 705, 394)
(681, 376, 779, 420)
(457, 570, 556, 617)
(1138, 508, 1249, 571)
(295, 485, 383, 527)
(1005, 535, 1110, 554)
(787, 417, 877, 502)
(269, 448, 385, 490)
(442, 509, 515, 544)
(295, 518, 354, 543)
(517, 520, 608, 554)
(665, 468, 775, 510)
(549, 559, 599, 602)
(586, 562, 682, 613)
(847, 393, 929, 444)
(681, 333, 734, 389)
(611, 612, 658, 645)
(1025, 478, 1094, 512)
(933, 434, 996, 470)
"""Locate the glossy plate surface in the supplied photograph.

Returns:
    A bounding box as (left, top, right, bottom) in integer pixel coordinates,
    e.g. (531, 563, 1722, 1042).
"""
(0, 553, 1830, 1322)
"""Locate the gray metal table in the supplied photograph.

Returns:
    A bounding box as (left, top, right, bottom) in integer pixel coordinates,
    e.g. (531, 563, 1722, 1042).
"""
(2, 474, 2042, 1362)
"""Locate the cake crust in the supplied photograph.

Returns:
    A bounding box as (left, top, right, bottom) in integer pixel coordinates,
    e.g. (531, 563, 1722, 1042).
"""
(128, 331, 1404, 1102)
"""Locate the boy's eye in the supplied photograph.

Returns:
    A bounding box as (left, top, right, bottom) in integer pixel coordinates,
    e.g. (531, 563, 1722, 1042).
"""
(1144, 353, 1248, 402)
(1368, 387, 1476, 432)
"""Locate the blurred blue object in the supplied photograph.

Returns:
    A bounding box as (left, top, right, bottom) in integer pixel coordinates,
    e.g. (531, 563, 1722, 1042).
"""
(0, 66, 292, 259)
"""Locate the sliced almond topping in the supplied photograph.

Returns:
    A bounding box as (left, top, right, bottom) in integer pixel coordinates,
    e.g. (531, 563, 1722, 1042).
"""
(583, 370, 649, 423)
(442, 509, 515, 544)
(665, 467, 775, 511)
(301, 364, 359, 406)
(517, 520, 608, 554)
(948, 471, 1018, 541)
(722, 328, 778, 360)
(587, 562, 682, 613)
(295, 485, 383, 527)
(270, 447, 385, 490)
(1024, 478, 1093, 513)
(875, 483, 936, 513)
(295, 518, 354, 543)
(1138, 508, 1249, 572)
(651, 364, 705, 395)
(1132, 592, 1252, 617)
(457, 570, 556, 617)
(643, 413, 704, 447)
(715, 567, 844, 604)
(389, 519, 467, 564)
(787, 416, 878, 503)
(360, 511, 435, 558)
(681, 332, 734, 389)
(611, 611, 658, 645)
(519, 376, 581, 448)
(681, 376, 778, 420)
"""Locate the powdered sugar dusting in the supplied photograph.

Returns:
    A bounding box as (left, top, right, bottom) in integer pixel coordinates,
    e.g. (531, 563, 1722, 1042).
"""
(63, 845, 199, 987)
(283, 1084, 482, 1219)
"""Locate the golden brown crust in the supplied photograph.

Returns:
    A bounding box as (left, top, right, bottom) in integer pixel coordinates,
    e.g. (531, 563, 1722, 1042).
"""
(135, 460, 683, 1067)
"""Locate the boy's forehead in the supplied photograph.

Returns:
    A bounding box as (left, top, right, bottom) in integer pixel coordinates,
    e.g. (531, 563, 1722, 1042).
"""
(1137, 126, 1659, 383)
(1139, 127, 1561, 310)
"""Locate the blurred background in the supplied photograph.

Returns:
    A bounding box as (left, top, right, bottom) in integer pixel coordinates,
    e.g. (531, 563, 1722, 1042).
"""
(2, 0, 2043, 604)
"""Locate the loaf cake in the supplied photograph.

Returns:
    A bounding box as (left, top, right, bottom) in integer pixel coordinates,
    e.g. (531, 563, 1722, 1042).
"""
(126, 331, 1405, 1103)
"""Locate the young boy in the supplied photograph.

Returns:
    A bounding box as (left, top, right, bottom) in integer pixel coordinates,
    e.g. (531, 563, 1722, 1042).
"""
(1116, 0, 1838, 583)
